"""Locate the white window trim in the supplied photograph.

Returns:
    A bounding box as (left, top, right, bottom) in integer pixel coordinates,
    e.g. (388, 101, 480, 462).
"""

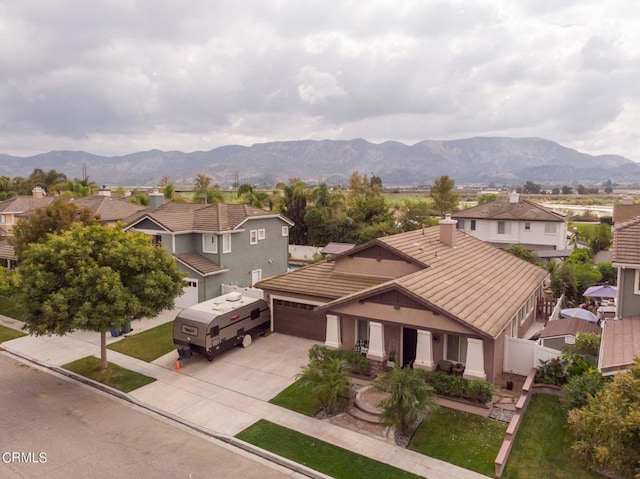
(635, 269, 640, 295)
(258, 229, 265, 240)
(250, 230, 258, 245)
(202, 234, 218, 253)
(524, 222, 531, 231)
(497, 221, 511, 235)
(282, 226, 289, 236)
(445, 334, 468, 364)
(544, 222, 557, 234)
(222, 233, 232, 254)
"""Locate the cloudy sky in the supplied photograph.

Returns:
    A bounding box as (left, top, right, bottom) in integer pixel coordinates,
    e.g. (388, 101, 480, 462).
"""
(1, 1, 639, 160)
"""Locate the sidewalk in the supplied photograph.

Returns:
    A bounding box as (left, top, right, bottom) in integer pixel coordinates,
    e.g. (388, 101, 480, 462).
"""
(0, 313, 490, 479)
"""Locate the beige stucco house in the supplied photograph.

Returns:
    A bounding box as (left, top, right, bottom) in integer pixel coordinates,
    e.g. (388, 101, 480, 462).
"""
(258, 216, 549, 383)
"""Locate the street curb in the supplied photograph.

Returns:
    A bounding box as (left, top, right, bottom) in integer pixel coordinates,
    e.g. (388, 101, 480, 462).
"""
(1, 345, 332, 479)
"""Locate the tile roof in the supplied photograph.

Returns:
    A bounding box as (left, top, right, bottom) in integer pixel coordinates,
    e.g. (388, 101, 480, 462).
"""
(260, 227, 549, 338)
(612, 216, 640, 265)
(124, 203, 291, 233)
(69, 196, 147, 222)
(538, 317, 601, 339)
(453, 197, 565, 222)
(0, 240, 16, 260)
(174, 252, 228, 276)
(0, 196, 54, 213)
(613, 204, 640, 223)
(600, 317, 640, 375)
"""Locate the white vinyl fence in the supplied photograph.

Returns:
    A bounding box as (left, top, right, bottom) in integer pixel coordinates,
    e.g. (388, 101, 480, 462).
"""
(503, 336, 561, 376)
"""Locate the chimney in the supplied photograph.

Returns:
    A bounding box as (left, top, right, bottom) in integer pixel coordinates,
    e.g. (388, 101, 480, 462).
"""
(32, 186, 46, 199)
(98, 185, 111, 197)
(148, 189, 164, 211)
(509, 191, 519, 204)
(623, 195, 634, 205)
(439, 214, 457, 248)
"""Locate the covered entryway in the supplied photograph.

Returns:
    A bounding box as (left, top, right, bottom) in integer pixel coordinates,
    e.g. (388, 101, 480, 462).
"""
(176, 279, 199, 308)
(402, 327, 417, 367)
(273, 299, 326, 341)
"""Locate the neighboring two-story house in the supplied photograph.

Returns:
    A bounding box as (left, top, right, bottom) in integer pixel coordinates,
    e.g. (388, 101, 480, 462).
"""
(257, 216, 549, 383)
(123, 192, 293, 308)
(452, 192, 568, 251)
(0, 187, 53, 236)
(599, 216, 640, 375)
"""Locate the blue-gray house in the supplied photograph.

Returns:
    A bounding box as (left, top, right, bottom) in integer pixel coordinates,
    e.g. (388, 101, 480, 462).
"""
(124, 192, 293, 307)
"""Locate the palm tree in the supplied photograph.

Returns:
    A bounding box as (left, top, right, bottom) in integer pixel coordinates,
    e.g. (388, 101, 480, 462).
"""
(296, 355, 351, 415)
(28, 168, 68, 195)
(372, 366, 438, 436)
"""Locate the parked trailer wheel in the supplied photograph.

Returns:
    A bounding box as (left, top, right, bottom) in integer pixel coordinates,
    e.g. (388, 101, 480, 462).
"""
(242, 335, 252, 348)
(206, 354, 214, 362)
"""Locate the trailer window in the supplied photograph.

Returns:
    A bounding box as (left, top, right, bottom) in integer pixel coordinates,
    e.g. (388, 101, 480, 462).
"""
(251, 308, 260, 320)
(181, 325, 198, 336)
(210, 326, 219, 337)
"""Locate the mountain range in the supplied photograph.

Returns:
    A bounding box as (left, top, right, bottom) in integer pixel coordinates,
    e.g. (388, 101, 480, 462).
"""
(0, 137, 637, 187)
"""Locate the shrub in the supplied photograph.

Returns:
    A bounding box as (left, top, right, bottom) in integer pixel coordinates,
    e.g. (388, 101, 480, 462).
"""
(562, 371, 605, 413)
(535, 358, 568, 385)
(306, 345, 371, 377)
(418, 370, 494, 404)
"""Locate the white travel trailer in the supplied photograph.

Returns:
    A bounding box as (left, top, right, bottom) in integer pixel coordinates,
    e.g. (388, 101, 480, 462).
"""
(173, 292, 270, 361)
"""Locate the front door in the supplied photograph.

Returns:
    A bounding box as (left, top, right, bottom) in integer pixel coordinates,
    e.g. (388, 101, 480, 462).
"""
(402, 328, 417, 367)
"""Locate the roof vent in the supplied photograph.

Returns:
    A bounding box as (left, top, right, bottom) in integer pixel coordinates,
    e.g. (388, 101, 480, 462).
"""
(227, 292, 243, 302)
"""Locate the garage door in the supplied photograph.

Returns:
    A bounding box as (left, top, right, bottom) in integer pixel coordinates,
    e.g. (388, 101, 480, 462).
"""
(273, 299, 326, 341)
(176, 279, 199, 308)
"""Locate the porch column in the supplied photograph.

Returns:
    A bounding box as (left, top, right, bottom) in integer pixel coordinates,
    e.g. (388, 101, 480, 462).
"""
(463, 338, 487, 381)
(366, 321, 386, 362)
(324, 314, 341, 350)
(413, 330, 434, 371)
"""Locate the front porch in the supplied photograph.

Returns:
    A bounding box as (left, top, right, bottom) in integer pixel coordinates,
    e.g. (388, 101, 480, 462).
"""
(324, 314, 489, 382)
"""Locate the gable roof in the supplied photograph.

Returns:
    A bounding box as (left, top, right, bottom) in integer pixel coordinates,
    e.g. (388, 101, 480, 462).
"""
(0, 195, 54, 214)
(539, 317, 601, 339)
(175, 252, 228, 276)
(69, 196, 147, 222)
(612, 216, 640, 265)
(453, 197, 565, 222)
(124, 202, 293, 233)
(259, 227, 548, 338)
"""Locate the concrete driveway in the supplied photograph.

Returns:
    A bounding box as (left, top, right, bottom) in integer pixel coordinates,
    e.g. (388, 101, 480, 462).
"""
(129, 333, 318, 436)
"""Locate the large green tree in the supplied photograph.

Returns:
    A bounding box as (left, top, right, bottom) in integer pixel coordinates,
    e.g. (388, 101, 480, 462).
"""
(372, 366, 438, 436)
(16, 224, 185, 369)
(568, 357, 640, 478)
(430, 175, 459, 217)
(10, 198, 98, 258)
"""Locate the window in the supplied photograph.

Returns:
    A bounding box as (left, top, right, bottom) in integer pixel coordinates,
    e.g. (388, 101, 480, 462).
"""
(470, 220, 476, 231)
(445, 335, 468, 363)
(250, 230, 258, 245)
(497, 221, 511, 235)
(544, 223, 557, 234)
(222, 233, 232, 253)
(635, 270, 640, 295)
(203, 234, 217, 253)
(524, 222, 531, 231)
(251, 308, 260, 320)
(282, 226, 289, 236)
(258, 229, 265, 240)
(251, 269, 262, 285)
(151, 234, 162, 246)
(457, 220, 465, 230)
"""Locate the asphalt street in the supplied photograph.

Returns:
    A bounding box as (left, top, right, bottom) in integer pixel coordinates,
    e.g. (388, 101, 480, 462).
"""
(0, 353, 293, 479)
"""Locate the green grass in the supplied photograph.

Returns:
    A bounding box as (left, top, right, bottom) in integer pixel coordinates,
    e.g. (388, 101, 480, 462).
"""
(0, 324, 26, 342)
(0, 296, 24, 320)
(269, 380, 321, 416)
(63, 356, 156, 393)
(107, 321, 175, 362)
(408, 407, 507, 476)
(236, 419, 421, 479)
(502, 394, 606, 479)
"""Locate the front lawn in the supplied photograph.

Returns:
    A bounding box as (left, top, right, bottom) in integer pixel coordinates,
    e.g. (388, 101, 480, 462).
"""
(107, 321, 175, 362)
(236, 419, 421, 479)
(269, 380, 321, 416)
(63, 356, 156, 393)
(409, 407, 506, 477)
(502, 394, 606, 479)
(0, 296, 24, 320)
(0, 324, 26, 342)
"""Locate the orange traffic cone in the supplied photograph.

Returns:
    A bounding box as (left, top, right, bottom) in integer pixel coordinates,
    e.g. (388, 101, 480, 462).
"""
(175, 360, 181, 371)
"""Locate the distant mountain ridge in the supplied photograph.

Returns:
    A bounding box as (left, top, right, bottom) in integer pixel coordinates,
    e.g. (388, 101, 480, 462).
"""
(0, 137, 636, 187)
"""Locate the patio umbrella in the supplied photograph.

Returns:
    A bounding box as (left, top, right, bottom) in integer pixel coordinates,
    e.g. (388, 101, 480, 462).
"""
(560, 308, 599, 324)
(583, 284, 617, 299)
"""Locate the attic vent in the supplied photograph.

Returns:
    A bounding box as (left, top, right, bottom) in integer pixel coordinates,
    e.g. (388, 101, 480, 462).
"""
(227, 292, 243, 302)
